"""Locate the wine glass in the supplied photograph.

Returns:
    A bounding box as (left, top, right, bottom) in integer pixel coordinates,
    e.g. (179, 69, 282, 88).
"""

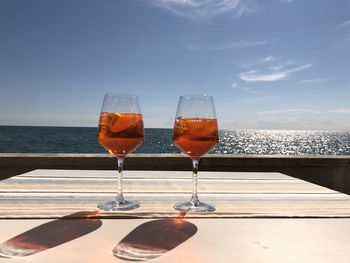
(97, 93, 144, 211)
(173, 95, 219, 213)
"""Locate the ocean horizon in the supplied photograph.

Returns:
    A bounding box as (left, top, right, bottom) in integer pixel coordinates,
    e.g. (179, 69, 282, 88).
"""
(0, 125, 349, 155)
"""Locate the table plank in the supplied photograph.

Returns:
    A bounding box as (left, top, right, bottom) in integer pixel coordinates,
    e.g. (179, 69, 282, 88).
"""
(19, 169, 294, 180)
(1, 169, 350, 218)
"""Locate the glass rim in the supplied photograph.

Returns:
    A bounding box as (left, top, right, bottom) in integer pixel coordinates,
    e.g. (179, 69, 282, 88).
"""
(179, 94, 213, 99)
(104, 93, 138, 98)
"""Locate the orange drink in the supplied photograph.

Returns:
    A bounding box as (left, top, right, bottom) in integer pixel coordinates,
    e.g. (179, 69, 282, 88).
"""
(98, 112, 144, 158)
(173, 117, 219, 160)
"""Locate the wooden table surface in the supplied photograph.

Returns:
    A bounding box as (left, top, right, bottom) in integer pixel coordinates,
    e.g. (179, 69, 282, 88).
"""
(1, 169, 350, 262)
(1, 169, 350, 218)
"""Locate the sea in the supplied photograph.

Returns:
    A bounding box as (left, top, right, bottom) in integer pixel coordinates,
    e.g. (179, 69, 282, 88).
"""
(0, 126, 350, 155)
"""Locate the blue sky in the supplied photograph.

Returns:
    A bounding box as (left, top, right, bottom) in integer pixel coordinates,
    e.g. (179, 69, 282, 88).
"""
(0, 0, 349, 130)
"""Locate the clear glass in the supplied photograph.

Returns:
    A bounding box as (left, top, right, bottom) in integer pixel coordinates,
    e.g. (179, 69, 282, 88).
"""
(172, 95, 219, 213)
(97, 93, 144, 211)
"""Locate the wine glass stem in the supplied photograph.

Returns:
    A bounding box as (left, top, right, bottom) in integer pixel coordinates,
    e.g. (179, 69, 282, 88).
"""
(117, 158, 124, 203)
(191, 159, 199, 204)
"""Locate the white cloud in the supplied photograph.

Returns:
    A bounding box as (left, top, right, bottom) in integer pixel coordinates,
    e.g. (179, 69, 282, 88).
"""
(260, 55, 274, 62)
(254, 108, 340, 130)
(187, 40, 270, 51)
(148, 0, 256, 20)
(219, 111, 349, 130)
(267, 62, 294, 71)
(188, 40, 269, 51)
(337, 20, 350, 29)
(239, 63, 312, 82)
(240, 55, 278, 69)
(299, 78, 327, 84)
(280, 0, 294, 3)
(217, 108, 350, 130)
(240, 70, 287, 82)
(256, 116, 334, 130)
(332, 108, 350, 113)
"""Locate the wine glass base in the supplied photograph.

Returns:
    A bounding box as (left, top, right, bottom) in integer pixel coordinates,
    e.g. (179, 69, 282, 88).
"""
(98, 199, 140, 211)
(174, 200, 215, 213)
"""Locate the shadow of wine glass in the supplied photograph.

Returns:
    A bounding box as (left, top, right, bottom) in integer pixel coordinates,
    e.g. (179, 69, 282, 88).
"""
(113, 213, 197, 261)
(0, 211, 102, 258)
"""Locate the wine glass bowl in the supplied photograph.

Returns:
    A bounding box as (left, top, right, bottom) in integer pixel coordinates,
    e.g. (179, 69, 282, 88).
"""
(173, 95, 219, 213)
(97, 94, 144, 211)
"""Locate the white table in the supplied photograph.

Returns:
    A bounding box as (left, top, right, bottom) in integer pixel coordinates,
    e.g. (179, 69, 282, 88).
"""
(1, 169, 350, 262)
